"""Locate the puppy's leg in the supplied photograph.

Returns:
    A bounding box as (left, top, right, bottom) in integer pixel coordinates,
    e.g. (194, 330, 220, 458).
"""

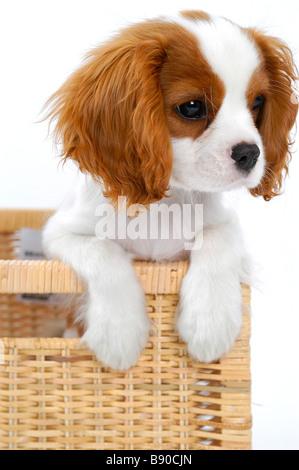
(43, 214, 151, 370)
(176, 217, 245, 363)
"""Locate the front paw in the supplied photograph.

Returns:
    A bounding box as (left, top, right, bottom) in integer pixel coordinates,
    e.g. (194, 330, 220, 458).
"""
(176, 277, 243, 363)
(81, 303, 151, 370)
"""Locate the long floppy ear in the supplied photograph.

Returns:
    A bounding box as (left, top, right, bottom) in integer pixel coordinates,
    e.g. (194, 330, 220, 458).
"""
(247, 29, 298, 201)
(45, 24, 173, 206)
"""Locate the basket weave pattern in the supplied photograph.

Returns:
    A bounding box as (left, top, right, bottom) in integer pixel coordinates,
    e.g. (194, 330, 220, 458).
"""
(0, 210, 251, 450)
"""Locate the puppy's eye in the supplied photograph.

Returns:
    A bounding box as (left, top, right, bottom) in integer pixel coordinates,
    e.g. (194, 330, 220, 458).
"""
(252, 95, 264, 111)
(176, 100, 207, 120)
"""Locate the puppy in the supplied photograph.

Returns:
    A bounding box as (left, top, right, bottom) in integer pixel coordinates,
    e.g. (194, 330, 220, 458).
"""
(43, 11, 298, 369)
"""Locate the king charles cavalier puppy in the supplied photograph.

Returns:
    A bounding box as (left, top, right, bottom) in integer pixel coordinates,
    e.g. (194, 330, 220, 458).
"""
(43, 11, 298, 369)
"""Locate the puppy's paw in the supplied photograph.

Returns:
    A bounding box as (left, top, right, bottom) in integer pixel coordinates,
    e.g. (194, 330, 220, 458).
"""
(81, 304, 151, 370)
(176, 303, 242, 363)
(176, 272, 243, 363)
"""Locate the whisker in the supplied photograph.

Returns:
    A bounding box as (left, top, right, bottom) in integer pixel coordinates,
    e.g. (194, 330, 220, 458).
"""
(270, 78, 298, 89)
(269, 85, 293, 96)
(209, 85, 217, 117)
(268, 84, 291, 93)
(203, 93, 209, 127)
(204, 88, 218, 116)
(269, 87, 292, 99)
(263, 166, 276, 180)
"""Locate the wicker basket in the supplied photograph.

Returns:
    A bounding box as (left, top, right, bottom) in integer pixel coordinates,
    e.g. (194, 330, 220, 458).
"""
(0, 209, 251, 450)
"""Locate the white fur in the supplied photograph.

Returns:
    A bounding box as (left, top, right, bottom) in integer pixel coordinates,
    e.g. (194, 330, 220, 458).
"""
(43, 14, 263, 369)
(176, 215, 247, 363)
(43, 177, 249, 368)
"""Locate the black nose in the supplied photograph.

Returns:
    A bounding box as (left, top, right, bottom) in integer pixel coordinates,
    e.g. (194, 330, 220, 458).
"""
(231, 144, 260, 171)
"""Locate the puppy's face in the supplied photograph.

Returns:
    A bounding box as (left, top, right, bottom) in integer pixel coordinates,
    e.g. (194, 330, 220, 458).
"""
(46, 11, 298, 205)
(161, 15, 267, 192)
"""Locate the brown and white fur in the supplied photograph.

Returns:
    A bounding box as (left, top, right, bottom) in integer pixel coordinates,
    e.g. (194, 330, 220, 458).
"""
(43, 11, 298, 369)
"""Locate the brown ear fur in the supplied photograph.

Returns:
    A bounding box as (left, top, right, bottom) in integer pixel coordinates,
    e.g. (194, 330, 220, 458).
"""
(247, 29, 298, 200)
(45, 22, 174, 206)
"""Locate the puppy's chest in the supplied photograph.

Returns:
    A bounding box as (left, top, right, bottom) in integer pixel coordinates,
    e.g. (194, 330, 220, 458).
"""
(95, 199, 203, 262)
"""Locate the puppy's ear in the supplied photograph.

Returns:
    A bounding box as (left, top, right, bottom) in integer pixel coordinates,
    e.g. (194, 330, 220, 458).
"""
(247, 30, 298, 200)
(45, 25, 173, 206)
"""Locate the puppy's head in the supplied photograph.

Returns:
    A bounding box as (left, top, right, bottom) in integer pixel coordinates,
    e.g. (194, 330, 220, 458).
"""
(46, 10, 298, 205)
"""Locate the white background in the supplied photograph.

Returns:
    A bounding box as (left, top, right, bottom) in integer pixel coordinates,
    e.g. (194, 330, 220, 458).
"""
(1, 0, 299, 450)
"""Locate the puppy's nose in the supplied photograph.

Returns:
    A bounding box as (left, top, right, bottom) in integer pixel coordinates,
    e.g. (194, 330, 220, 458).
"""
(231, 144, 260, 171)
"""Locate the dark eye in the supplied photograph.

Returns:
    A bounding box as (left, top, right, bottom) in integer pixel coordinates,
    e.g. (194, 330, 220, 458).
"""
(252, 95, 264, 112)
(176, 100, 207, 120)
